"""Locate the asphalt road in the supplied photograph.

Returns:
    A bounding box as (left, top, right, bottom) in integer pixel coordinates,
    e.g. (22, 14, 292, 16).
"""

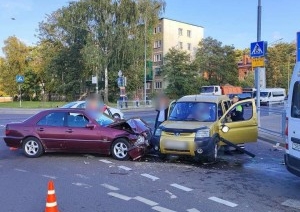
(0, 109, 299, 212)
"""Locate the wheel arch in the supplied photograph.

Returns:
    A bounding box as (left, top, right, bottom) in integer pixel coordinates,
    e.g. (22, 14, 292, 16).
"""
(21, 135, 46, 151)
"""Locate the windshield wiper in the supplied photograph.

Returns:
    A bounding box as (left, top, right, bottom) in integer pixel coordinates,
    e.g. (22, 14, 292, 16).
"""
(184, 118, 200, 121)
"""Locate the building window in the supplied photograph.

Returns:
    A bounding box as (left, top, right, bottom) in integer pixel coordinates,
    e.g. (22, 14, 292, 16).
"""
(155, 81, 162, 89)
(178, 28, 183, 36)
(178, 42, 183, 49)
(187, 30, 191, 37)
(154, 54, 162, 62)
(146, 83, 151, 89)
(187, 43, 191, 50)
(157, 26, 161, 33)
(155, 67, 161, 76)
(154, 40, 162, 48)
(154, 27, 157, 34)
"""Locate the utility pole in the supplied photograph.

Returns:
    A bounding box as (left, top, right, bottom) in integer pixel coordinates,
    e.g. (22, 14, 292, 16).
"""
(255, 0, 262, 126)
(144, 17, 147, 104)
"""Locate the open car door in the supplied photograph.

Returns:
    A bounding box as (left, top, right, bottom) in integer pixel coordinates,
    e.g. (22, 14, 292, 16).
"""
(219, 99, 258, 144)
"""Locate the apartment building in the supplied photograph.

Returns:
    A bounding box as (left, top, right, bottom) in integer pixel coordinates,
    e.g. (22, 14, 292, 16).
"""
(150, 18, 204, 94)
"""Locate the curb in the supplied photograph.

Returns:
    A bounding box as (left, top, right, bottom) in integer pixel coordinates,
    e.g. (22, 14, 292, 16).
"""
(258, 134, 285, 147)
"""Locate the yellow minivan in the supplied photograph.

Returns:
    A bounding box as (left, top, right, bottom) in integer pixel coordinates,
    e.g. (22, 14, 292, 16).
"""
(151, 95, 258, 162)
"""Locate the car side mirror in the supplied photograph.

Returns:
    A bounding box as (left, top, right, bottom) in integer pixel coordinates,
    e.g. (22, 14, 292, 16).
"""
(86, 123, 96, 130)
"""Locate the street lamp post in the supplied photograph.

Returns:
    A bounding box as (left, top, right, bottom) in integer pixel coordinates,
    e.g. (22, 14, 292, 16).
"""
(144, 17, 147, 104)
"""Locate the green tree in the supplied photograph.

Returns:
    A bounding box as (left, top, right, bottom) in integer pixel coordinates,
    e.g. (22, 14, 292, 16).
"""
(195, 37, 239, 85)
(266, 42, 295, 90)
(240, 72, 254, 88)
(1, 36, 30, 96)
(162, 48, 204, 99)
(38, 0, 165, 102)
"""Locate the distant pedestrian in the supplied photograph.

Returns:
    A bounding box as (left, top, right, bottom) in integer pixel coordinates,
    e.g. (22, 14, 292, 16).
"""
(135, 95, 139, 107)
(154, 94, 169, 129)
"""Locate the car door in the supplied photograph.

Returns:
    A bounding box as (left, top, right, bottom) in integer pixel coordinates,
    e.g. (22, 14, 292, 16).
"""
(36, 112, 67, 150)
(219, 99, 258, 144)
(64, 112, 105, 153)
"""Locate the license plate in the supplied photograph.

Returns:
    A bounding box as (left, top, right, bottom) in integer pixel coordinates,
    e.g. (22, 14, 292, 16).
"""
(164, 141, 187, 150)
(292, 142, 300, 151)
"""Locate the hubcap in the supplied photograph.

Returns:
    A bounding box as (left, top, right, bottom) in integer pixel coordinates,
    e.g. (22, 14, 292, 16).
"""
(24, 140, 39, 156)
(113, 142, 128, 158)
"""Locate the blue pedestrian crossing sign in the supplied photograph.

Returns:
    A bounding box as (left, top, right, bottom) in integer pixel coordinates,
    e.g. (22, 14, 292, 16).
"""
(250, 41, 266, 57)
(16, 75, 25, 83)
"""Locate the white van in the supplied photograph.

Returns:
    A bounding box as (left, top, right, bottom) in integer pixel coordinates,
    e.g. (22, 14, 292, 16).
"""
(259, 88, 286, 105)
(285, 62, 300, 177)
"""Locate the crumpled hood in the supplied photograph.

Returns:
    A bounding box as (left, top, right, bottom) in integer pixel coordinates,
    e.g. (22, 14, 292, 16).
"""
(108, 118, 150, 134)
(160, 120, 213, 132)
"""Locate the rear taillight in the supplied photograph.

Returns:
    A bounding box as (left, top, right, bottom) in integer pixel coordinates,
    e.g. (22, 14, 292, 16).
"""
(285, 117, 288, 136)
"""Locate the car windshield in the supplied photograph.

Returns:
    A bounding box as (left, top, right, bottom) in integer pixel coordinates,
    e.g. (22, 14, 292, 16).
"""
(169, 102, 217, 122)
(61, 102, 78, 108)
(260, 92, 269, 97)
(86, 110, 114, 126)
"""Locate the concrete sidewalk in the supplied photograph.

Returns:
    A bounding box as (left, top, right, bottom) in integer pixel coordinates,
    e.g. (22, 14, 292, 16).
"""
(259, 115, 285, 146)
(0, 107, 155, 114)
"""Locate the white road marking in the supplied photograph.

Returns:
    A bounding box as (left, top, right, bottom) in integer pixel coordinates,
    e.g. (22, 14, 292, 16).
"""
(72, 182, 92, 189)
(107, 192, 131, 201)
(187, 208, 200, 212)
(118, 165, 132, 171)
(14, 168, 28, 172)
(152, 206, 176, 212)
(133, 196, 158, 206)
(99, 159, 113, 164)
(208, 196, 238, 207)
(165, 190, 177, 199)
(42, 175, 57, 179)
(75, 174, 89, 179)
(101, 183, 119, 191)
(282, 199, 300, 210)
(141, 173, 159, 181)
(170, 183, 193, 192)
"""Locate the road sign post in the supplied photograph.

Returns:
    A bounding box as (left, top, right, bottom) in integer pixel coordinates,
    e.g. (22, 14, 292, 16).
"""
(297, 32, 300, 62)
(15, 75, 24, 108)
(250, 39, 267, 127)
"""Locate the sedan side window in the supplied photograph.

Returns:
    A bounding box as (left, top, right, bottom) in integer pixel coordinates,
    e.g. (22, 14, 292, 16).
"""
(67, 113, 89, 127)
(37, 112, 65, 127)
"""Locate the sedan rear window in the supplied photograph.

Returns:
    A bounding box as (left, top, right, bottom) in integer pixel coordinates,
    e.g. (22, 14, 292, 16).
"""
(37, 112, 65, 127)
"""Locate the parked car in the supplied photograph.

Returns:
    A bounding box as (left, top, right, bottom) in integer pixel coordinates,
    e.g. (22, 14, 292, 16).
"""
(61, 101, 124, 119)
(151, 94, 258, 162)
(285, 61, 300, 177)
(4, 108, 151, 160)
(259, 88, 286, 106)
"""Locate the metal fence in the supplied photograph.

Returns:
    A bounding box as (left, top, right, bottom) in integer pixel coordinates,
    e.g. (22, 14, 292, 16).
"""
(258, 105, 286, 138)
(116, 100, 153, 109)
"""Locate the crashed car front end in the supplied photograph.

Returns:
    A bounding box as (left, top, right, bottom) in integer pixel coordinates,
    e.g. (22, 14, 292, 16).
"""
(109, 118, 152, 160)
(151, 124, 215, 158)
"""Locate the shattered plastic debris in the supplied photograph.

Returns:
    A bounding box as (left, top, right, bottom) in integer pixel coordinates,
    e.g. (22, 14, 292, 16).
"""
(165, 190, 177, 199)
(84, 161, 90, 164)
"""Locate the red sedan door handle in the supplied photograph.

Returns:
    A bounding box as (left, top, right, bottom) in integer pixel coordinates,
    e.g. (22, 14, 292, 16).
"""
(65, 129, 73, 133)
(37, 127, 44, 132)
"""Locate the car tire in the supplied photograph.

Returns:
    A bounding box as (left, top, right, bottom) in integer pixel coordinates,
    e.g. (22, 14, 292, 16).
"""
(22, 137, 44, 158)
(113, 113, 121, 119)
(206, 140, 219, 163)
(111, 138, 130, 160)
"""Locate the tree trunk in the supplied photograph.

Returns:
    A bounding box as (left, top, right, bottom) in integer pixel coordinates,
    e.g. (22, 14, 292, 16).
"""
(104, 65, 108, 103)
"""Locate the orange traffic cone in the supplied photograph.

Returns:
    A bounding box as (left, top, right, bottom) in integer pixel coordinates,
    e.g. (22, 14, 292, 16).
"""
(45, 180, 59, 212)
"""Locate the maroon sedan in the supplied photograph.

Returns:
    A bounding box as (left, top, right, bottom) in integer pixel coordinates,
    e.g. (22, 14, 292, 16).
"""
(4, 108, 151, 160)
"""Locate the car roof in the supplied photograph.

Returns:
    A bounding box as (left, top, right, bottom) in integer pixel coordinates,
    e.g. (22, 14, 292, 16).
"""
(177, 94, 229, 103)
(43, 108, 86, 113)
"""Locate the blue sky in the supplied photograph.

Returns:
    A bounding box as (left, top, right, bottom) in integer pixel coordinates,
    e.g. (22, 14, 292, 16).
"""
(0, 0, 299, 56)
